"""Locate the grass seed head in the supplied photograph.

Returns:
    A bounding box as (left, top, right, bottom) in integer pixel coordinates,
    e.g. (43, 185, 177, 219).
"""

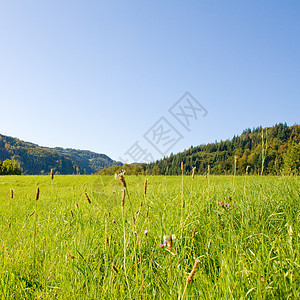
(35, 187, 40, 201)
(68, 253, 75, 259)
(192, 227, 197, 238)
(192, 167, 196, 179)
(50, 169, 54, 180)
(167, 235, 173, 250)
(144, 179, 147, 195)
(234, 156, 238, 175)
(112, 265, 119, 274)
(29, 210, 35, 217)
(246, 165, 250, 175)
(84, 192, 91, 204)
(121, 189, 125, 207)
(118, 174, 126, 188)
(186, 259, 200, 284)
(181, 162, 184, 171)
(10, 189, 13, 199)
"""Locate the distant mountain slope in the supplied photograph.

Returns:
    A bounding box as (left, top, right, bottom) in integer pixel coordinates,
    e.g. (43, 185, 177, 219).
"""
(54, 147, 120, 174)
(0, 134, 121, 175)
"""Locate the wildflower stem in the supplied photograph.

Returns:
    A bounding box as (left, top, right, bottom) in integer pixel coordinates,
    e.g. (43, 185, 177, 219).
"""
(180, 162, 184, 240)
(121, 205, 132, 299)
(184, 227, 197, 275)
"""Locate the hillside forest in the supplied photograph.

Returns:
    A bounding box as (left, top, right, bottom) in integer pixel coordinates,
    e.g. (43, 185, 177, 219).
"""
(99, 123, 300, 176)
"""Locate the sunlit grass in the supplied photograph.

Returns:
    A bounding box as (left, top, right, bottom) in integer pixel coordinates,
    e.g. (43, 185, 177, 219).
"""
(0, 174, 299, 299)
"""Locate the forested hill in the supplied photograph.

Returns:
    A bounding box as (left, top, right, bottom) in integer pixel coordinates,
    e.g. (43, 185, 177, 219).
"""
(54, 148, 121, 174)
(98, 123, 300, 176)
(0, 134, 121, 175)
(148, 123, 300, 175)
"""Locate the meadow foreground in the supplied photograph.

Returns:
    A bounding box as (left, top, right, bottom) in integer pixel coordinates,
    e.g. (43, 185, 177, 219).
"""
(0, 175, 299, 299)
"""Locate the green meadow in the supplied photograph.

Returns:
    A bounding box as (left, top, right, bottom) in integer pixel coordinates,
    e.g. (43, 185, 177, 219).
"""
(0, 174, 299, 299)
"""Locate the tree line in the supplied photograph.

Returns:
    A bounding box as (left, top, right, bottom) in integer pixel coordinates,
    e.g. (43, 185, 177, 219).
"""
(0, 159, 21, 175)
(99, 123, 300, 176)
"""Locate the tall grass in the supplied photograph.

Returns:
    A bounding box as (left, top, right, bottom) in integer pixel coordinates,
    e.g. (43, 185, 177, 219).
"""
(0, 174, 299, 299)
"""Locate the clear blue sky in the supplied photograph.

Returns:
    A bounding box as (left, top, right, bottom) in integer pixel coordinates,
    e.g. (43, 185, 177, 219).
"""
(0, 1, 299, 162)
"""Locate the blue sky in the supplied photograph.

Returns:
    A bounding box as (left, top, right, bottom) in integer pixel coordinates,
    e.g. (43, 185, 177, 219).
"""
(0, 1, 299, 162)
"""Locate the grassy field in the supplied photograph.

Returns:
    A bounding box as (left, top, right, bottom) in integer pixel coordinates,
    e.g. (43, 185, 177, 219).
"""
(0, 174, 299, 299)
